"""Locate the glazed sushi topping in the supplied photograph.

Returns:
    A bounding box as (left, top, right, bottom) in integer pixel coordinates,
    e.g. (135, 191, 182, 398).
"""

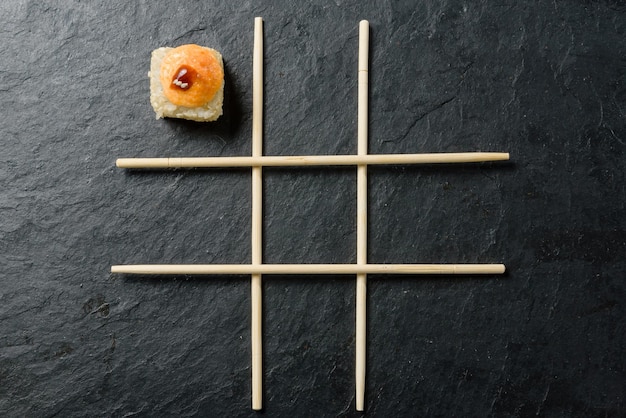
(159, 44, 223, 107)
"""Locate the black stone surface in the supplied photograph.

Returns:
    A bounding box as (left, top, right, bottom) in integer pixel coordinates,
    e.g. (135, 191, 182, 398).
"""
(1, 1, 624, 416)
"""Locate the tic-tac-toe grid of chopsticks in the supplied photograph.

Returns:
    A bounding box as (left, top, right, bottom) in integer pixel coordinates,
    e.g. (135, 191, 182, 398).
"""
(111, 18, 509, 412)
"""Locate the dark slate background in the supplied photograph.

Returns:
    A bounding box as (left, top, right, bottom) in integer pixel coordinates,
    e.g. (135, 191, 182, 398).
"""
(1, 1, 624, 416)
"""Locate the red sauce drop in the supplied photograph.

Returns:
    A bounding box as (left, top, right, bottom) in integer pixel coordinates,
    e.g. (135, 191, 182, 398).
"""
(171, 66, 196, 90)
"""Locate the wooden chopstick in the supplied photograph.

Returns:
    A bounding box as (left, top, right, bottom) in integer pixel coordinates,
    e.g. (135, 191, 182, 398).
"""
(251, 16, 264, 411)
(110, 263, 506, 275)
(355, 19, 369, 412)
(116, 152, 510, 169)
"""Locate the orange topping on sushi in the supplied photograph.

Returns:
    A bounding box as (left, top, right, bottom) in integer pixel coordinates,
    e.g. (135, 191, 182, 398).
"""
(159, 44, 223, 107)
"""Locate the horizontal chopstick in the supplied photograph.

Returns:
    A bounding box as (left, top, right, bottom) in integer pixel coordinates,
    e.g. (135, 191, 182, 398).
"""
(111, 263, 506, 275)
(116, 152, 509, 169)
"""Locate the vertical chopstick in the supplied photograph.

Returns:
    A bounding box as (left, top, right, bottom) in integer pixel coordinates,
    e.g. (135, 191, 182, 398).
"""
(251, 16, 264, 411)
(355, 19, 369, 412)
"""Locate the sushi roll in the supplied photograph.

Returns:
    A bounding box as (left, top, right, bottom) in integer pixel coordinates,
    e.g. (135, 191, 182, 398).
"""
(149, 44, 224, 122)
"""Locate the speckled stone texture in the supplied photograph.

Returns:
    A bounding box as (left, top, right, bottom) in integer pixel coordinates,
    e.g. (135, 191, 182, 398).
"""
(1, 1, 624, 417)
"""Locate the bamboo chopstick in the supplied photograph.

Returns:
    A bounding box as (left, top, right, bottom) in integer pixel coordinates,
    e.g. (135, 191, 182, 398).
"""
(110, 263, 506, 275)
(251, 16, 263, 411)
(116, 152, 509, 169)
(355, 19, 369, 412)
